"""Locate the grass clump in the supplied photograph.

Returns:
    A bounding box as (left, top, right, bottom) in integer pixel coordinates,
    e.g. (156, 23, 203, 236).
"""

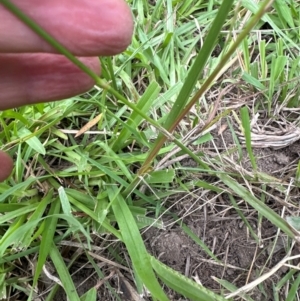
(1, 0, 300, 300)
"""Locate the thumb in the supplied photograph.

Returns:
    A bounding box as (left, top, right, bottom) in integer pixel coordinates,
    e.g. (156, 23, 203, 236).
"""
(0, 151, 13, 182)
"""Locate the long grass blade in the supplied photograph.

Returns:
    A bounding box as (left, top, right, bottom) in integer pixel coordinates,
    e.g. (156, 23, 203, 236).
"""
(150, 256, 230, 301)
(49, 243, 81, 301)
(219, 174, 297, 239)
(33, 198, 60, 287)
(109, 186, 169, 301)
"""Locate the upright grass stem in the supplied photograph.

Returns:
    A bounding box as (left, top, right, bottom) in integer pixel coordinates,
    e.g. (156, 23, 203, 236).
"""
(139, 0, 274, 173)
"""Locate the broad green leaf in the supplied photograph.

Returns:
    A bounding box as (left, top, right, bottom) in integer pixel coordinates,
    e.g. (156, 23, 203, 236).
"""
(145, 170, 175, 184)
(58, 186, 72, 217)
(286, 216, 300, 231)
(242, 72, 266, 91)
(18, 127, 46, 155)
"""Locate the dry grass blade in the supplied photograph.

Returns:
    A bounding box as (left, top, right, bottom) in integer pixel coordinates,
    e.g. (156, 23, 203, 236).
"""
(75, 113, 103, 138)
(239, 115, 300, 149)
(225, 254, 300, 299)
(87, 251, 131, 272)
(239, 128, 300, 149)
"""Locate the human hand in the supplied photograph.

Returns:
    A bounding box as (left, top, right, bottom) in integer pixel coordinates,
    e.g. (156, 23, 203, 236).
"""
(0, 0, 133, 181)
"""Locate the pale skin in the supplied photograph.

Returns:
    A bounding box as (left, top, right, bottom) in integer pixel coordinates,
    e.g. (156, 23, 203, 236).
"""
(0, 0, 134, 181)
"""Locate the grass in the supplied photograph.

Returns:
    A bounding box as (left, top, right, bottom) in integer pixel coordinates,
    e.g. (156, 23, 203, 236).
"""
(1, 0, 300, 300)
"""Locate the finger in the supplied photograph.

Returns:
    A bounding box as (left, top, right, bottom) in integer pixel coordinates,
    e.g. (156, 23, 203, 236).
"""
(0, 54, 101, 110)
(0, 0, 133, 56)
(0, 151, 13, 182)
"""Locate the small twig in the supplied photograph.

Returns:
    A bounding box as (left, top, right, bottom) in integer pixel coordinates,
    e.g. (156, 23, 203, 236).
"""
(88, 251, 131, 272)
(94, 269, 115, 290)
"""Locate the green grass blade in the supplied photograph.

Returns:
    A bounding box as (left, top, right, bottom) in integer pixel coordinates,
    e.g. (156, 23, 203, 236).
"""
(212, 278, 255, 301)
(21, 189, 53, 247)
(137, 0, 272, 178)
(80, 287, 97, 301)
(58, 186, 72, 217)
(145, 169, 175, 184)
(18, 127, 46, 155)
(0, 215, 26, 256)
(150, 256, 230, 301)
(0, 236, 65, 266)
(0, 213, 65, 271)
(66, 193, 122, 240)
(109, 186, 169, 301)
(85, 252, 122, 300)
(112, 81, 161, 151)
(240, 106, 257, 172)
(273, 0, 295, 28)
(242, 0, 299, 51)
(33, 198, 60, 287)
(228, 194, 259, 243)
(64, 188, 95, 209)
(170, 214, 220, 262)
(219, 174, 297, 238)
(286, 273, 300, 301)
(0, 203, 38, 225)
(49, 243, 81, 301)
(163, 0, 234, 131)
(93, 141, 134, 182)
(0, 177, 38, 202)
